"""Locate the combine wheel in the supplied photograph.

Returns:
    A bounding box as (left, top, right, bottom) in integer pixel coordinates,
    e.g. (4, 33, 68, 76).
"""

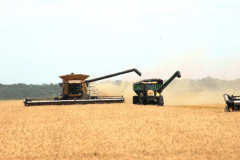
(54, 97, 59, 100)
(224, 105, 234, 112)
(91, 96, 98, 99)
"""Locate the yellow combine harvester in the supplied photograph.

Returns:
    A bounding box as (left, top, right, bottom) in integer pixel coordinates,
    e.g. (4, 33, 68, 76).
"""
(23, 68, 141, 106)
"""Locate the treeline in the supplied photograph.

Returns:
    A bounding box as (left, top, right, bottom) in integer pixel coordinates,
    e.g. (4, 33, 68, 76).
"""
(1, 77, 240, 100)
(0, 83, 61, 100)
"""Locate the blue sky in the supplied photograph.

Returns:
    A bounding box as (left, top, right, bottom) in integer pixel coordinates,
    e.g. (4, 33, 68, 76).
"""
(0, 0, 240, 84)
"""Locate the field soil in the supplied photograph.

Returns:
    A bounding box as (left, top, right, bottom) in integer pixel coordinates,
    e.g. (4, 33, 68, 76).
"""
(0, 100, 240, 159)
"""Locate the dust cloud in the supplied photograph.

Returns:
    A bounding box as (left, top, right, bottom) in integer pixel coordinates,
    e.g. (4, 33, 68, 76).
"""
(163, 79, 240, 105)
(87, 49, 240, 106)
(91, 78, 240, 105)
(90, 81, 135, 103)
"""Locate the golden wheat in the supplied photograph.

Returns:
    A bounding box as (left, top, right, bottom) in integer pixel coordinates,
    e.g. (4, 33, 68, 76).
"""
(0, 100, 239, 159)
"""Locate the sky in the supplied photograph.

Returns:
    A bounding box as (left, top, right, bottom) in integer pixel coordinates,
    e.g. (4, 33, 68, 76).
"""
(0, 0, 240, 84)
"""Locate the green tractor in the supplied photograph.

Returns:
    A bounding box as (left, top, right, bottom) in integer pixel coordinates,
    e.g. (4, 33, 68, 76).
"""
(133, 71, 181, 106)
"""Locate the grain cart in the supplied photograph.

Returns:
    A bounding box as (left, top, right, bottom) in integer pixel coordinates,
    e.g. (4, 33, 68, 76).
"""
(23, 68, 141, 106)
(133, 71, 181, 106)
(223, 94, 240, 112)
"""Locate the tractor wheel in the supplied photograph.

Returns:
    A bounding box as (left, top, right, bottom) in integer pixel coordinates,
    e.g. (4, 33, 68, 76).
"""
(139, 97, 143, 105)
(157, 96, 164, 106)
(143, 99, 147, 105)
(133, 96, 139, 104)
(224, 105, 229, 112)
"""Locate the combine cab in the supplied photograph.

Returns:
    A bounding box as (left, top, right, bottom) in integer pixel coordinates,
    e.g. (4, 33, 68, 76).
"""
(24, 68, 141, 106)
(133, 71, 181, 106)
(223, 94, 240, 112)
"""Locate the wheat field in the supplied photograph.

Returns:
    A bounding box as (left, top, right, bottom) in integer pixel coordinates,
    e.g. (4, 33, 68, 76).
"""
(0, 100, 240, 159)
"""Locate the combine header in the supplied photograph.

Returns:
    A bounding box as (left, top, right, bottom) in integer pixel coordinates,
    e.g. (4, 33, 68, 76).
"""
(24, 68, 141, 106)
(223, 94, 240, 112)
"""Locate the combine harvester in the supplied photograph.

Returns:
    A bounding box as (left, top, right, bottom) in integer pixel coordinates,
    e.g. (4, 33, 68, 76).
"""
(133, 71, 181, 106)
(223, 94, 240, 112)
(23, 68, 141, 106)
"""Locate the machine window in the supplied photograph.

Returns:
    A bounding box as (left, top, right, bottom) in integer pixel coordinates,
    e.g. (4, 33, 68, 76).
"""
(68, 84, 82, 94)
(145, 84, 154, 90)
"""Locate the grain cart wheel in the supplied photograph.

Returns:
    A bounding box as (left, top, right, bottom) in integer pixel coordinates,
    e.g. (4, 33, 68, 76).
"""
(133, 96, 139, 104)
(224, 105, 229, 112)
(157, 96, 164, 106)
